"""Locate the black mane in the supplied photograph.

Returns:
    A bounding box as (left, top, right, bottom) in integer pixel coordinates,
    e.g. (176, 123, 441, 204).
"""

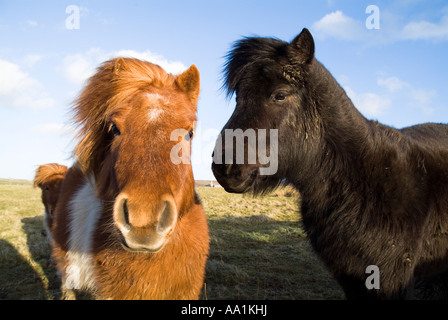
(223, 37, 289, 97)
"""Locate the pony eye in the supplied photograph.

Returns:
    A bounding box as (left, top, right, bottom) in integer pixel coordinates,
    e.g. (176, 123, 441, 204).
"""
(185, 129, 194, 141)
(274, 92, 287, 101)
(110, 123, 121, 137)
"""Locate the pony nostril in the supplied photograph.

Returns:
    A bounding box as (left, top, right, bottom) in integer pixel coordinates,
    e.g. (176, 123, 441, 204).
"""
(122, 199, 130, 226)
(157, 200, 177, 233)
(225, 163, 233, 175)
(114, 196, 131, 233)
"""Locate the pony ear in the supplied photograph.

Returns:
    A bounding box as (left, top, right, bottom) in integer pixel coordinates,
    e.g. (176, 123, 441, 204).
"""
(113, 57, 127, 75)
(288, 28, 315, 65)
(175, 64, 200, 103)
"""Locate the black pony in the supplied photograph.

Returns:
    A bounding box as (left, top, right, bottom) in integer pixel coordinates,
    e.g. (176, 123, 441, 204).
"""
(212, 28, 448, 299)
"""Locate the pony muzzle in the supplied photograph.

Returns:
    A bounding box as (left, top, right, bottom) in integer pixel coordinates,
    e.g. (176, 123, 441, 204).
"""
(113, 194, 178, 253)
(212, 161, 259, 193)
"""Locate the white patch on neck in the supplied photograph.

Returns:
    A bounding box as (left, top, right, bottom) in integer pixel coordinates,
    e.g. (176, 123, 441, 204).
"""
(146, 93, 166, 122)
(65, 179, 102, 292)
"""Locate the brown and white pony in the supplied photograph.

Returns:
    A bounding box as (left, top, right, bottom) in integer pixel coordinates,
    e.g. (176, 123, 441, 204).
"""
(33, 163, 68, 241)
(51, 58, 210, 300)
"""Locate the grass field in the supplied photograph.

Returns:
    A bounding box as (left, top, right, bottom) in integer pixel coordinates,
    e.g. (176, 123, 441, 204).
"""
(0, 179, 343, 300)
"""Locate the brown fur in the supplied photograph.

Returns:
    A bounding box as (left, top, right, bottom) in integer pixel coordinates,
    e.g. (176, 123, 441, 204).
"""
(33, 163, 68, 238)
(51, 58, 209, 299)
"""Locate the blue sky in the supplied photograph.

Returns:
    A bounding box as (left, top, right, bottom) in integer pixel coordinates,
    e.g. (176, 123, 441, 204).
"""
(1, 0, 447, 180)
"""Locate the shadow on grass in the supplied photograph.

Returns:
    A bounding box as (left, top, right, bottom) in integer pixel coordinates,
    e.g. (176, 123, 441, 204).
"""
(203, 215, 343, 300)
(0, 239, 47, 299)
(3, 213, 341, 300)
(21, 216, 62, 299)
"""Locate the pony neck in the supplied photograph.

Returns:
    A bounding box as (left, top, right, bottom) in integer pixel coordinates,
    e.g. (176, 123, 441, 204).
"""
(289, 59, 373, 198)
(310, 59, 370, 142)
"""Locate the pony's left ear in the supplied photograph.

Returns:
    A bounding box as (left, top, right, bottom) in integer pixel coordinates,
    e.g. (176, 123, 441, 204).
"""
(113, 57, 127, 75)
(175, 64, 200, 103)
(288, 28, 315, 65)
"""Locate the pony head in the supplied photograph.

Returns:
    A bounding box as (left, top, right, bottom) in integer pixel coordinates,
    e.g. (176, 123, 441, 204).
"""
(213, 28, 317, 194)
(73, 58, 200, 252)
(34, 163, 68, 233)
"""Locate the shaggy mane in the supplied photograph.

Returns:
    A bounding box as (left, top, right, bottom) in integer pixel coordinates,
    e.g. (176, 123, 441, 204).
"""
(223, 37, 288, 97)
(34, 163, 68, 188)
(72, 58, 174, 177)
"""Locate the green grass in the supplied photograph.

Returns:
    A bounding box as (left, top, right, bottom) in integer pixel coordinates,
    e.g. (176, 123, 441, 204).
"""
(0, 179, 343, 300)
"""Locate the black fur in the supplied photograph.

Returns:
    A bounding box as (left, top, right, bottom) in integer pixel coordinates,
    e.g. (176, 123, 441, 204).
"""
(212, 28, 448, 299)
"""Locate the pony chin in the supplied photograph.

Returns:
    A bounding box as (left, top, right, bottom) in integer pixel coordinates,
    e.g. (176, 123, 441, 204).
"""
(213, 163, 283, 196)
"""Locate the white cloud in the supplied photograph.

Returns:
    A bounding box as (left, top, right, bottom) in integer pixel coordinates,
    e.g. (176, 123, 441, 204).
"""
(377, 76, 409, 93)
(79, 6, 90, 18)
(345, 86, 391, 117)
(112, 50, 187, 75)
(62, 48, 101, 85)
(357, 93, 392, 117)
(0, 58, 54, 109)
(312, 10, 365, 41)
(411, 88, 436, 105)
(33, 123, 76, 136)
(61, 48, 187, 86)
(378, 76, 436, 114)
(100, 17, 115, 25)
(27, 20, 38, 27)
(22, 54, 43, 68)
(344, 75, 437, 118)
(410, 88, 436, 115)
(312, 10, 448, 43)
(402, 14, 448, 41)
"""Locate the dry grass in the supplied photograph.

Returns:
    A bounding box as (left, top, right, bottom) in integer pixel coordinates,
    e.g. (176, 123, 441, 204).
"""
(0, 180, 61, 299)
(199, 187, 342, 300)
(0, 179, 343, 300)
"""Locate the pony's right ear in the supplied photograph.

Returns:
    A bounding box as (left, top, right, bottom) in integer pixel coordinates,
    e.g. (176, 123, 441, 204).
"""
(288, 28, 315, 65)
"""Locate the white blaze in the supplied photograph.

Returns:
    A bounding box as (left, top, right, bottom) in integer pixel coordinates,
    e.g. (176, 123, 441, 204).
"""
(146, 93, 166, 122)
